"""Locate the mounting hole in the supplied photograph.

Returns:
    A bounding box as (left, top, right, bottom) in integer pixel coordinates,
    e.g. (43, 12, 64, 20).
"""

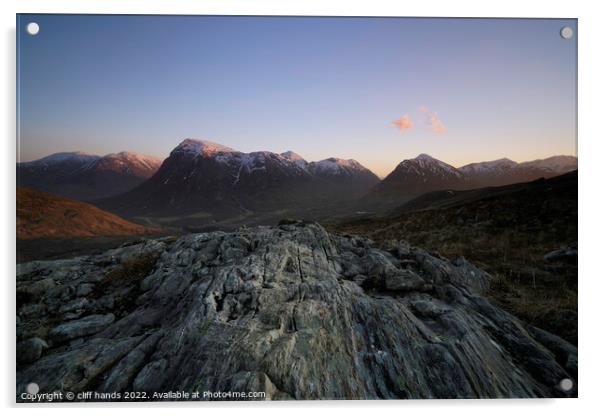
(26, 22, 40, 36)
(559, 378, 573, 392)
(26, 382, 39, 395)
(560, 26, 573, 39)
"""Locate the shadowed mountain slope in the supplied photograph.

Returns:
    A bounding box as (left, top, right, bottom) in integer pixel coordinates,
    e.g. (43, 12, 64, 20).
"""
(329, 171, 578, 344)
(101, 139, 379, 221)
(18, 151, 163, 201)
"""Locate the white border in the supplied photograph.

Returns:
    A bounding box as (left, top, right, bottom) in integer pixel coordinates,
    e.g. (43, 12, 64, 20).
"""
(2, 1, 600, 415)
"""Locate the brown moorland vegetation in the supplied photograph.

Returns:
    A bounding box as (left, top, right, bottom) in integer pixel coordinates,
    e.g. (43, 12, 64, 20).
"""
(17, 186, 159, 239)
(328, 172, 577, 344)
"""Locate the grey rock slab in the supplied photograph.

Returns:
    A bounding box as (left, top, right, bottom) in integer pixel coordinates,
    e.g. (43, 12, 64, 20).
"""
(17, 337, 48, 364)
(16, 223, 576, 400)
(48, 314, 115, 344)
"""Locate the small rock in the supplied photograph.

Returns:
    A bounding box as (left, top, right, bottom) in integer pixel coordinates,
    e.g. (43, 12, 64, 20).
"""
(385, 269, 425, 291)
(132, 358, 168, 392)
(49, 313, 115, 344)
(58, 298, 91, 318)
(17, 337, 48, 364)
(410, 299, 450, 317)
(18, 278, 55, 299)
(381, 239, 399, 252)
(18, 303, 47, 319)
(398, 240, 411, 257)
(98, 295, 115, 309)
(76, 283, 95, 297)
(352, 274, 370, 287)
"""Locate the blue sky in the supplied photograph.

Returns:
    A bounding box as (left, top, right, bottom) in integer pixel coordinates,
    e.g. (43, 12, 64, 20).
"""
(17, 15, 576, 177)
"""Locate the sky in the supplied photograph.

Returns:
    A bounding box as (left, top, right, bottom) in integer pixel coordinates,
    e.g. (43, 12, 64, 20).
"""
(17, 15, 577, 178)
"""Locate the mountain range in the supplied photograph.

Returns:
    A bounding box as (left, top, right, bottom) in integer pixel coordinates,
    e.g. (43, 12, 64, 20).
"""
(100, 139, 380, 220)
(17, 151, 163, 200)
(18, 139, 577, 228)
(370, 153, 577, 207)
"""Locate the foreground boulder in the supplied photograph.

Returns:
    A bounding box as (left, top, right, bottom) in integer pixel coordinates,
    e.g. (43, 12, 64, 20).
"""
(16, 222, 577, 400)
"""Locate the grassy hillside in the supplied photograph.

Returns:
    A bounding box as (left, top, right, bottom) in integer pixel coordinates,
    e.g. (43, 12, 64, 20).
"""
(328, 171, 577, 344)
(17, 186, 160, 239)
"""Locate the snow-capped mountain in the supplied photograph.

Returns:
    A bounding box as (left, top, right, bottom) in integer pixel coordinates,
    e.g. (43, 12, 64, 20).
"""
(458, 158, 522, 187)
(173, 139, 236, 156)
(101, 139, 379, 217)
(519, 155, 577, 173)
(19, 151, 101, 168)
(459, 158, 519, 175)
(371, 154, 467, 202)
(368, 153, 577, 207)
(306, 157, 382, 194)
(309, 157, 368, 176)
(280, 150, 308, 167)
(459, 155, 577, 187)
(93, 152, 163, 178)
(17, 151, 163, 201)
(279, 150, 377, 184)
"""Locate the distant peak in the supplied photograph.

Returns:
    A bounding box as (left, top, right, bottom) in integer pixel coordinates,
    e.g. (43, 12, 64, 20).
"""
(20, 151, 100, 166)
(105, 151, 139, 158)
(102, 151, 163, 164)
(281, 151, 306, 161)
(460, 158, 518, 168)
(115, 151, 138, 157)
(312, 157, 366, 171)
(47, 151, 96, 159)
(320, 157, 351, 165)
(174, 139, 237, 156)
(415, 153, 435, 160)
(519, 155, 578, 171)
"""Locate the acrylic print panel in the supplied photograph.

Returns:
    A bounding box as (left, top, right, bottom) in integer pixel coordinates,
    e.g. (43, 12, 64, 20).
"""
(16, 14, 577, 402)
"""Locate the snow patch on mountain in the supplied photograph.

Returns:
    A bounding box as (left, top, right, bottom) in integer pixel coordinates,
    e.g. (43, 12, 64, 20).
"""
(401, 154, 463, 178)
(242, 152, 270, 172)
(281, 151, 308, 167)
(174, 139, 237, 156)
(170, 139, 376, 181)
(309, 158, 368, 175)
(98, 152, 163, 171)
(520, 156, 577, 172)
(459, 158, 519, 174)
(20, 152, 100, 167)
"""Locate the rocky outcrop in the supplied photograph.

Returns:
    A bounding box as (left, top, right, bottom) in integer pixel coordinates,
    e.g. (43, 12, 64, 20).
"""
(16, 222, 577, 401)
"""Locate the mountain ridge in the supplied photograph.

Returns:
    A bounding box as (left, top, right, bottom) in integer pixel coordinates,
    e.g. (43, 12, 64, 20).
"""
(17, 151, 163, 201)
(369, 153, 576, 208)
(100, 138, 380, 220)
